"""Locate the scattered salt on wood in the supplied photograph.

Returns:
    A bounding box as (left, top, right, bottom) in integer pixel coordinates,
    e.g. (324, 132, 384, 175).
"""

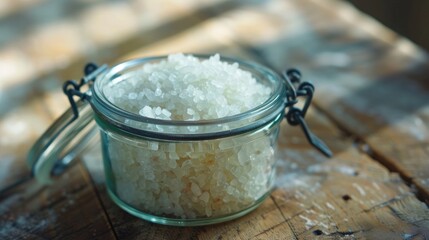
(0, 210, 57, 238)
(299, 215, 316, 230)
(307, 164, 356, 176)
(326, 202, 335, 210)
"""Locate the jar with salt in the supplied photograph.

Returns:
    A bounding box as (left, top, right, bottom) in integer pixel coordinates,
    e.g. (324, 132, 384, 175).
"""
(28, 54, 331, 226)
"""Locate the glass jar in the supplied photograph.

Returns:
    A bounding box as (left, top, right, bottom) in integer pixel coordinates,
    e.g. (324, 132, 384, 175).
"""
(28, 55, 330, 226)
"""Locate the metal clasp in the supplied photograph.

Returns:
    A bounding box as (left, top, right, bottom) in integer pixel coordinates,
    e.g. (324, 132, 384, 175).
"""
(283, 69, 332, 157)
(62, 63, 108, 121)
(27, 63, 108, 184)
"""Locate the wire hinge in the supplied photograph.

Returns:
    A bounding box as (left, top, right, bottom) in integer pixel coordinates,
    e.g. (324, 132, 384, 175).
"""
(62, 63, 107, 121)
(283, 69, 333, 157)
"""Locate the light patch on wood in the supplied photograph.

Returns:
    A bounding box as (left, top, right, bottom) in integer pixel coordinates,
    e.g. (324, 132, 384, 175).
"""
(352, 183, 367, 196)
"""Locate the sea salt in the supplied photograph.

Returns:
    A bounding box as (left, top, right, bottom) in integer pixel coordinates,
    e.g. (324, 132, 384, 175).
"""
(105, 53, 275, 219)
(326, 202, 335, 210)
(299, 215, 317, 230)
(108, 53, 271, 121)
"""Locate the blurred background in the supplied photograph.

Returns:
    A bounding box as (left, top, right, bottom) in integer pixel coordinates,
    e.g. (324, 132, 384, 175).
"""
(0, 0, 229, 96)
(0, 0, 243, 116)
(0, 0, 427, 122)
(0, 0, 427, 96)
(0, 0, 427, 152)
(347, 0, 429, 51)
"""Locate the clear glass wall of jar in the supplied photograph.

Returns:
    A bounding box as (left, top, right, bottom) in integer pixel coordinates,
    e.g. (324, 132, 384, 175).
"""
(90, 56, 286, 226)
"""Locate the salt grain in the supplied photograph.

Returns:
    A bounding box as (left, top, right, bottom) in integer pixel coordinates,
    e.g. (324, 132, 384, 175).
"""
(154, 106, 162, 115)
(191, 182, 202, 196)
(161, 109, 171, 118)
(299, 215, 316, 230)
(139, 106, 154, 118)
(128, 92, 137, 99)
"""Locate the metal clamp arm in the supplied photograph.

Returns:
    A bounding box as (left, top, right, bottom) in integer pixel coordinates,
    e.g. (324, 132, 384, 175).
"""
(283, 69, 333, 157)
(27, 63, 108, 184)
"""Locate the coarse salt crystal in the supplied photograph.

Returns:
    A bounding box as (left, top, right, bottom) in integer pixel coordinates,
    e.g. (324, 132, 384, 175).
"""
(191, 182, 202, 196)
(161, 109, 171, 117)
(139, 106, 153, 118)
(187, 108, 195, 115)
(128, 92, 137, 99)
(200, 192, 210, 203)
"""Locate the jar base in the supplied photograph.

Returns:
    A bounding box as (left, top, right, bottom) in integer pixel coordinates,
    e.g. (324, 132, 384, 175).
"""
(106, 188, 271, 226)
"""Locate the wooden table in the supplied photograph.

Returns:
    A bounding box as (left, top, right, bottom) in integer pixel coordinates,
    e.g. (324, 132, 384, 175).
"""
(1, 0, 428, 239)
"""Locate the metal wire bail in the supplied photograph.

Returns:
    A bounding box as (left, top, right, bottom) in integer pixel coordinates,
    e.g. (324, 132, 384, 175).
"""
(27, 63, 108, 184)
(282, 69, 333, 157)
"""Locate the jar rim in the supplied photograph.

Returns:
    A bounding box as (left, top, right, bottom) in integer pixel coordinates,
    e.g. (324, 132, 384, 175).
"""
(91, 54, 287, 140)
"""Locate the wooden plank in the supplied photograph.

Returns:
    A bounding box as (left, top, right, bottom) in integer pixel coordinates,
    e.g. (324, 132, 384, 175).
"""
(203, 0, 429, 202)
(0, 163, 116, 240)
(274, 109, 429, 238)
(0, 97, 116, 239)
(306, 0, 429, 202)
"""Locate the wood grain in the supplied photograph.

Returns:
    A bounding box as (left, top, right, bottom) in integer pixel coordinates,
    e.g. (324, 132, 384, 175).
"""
(0, 97, 116, 239)
(0, 162, 116, 240)
(207, 0, 429, 202)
